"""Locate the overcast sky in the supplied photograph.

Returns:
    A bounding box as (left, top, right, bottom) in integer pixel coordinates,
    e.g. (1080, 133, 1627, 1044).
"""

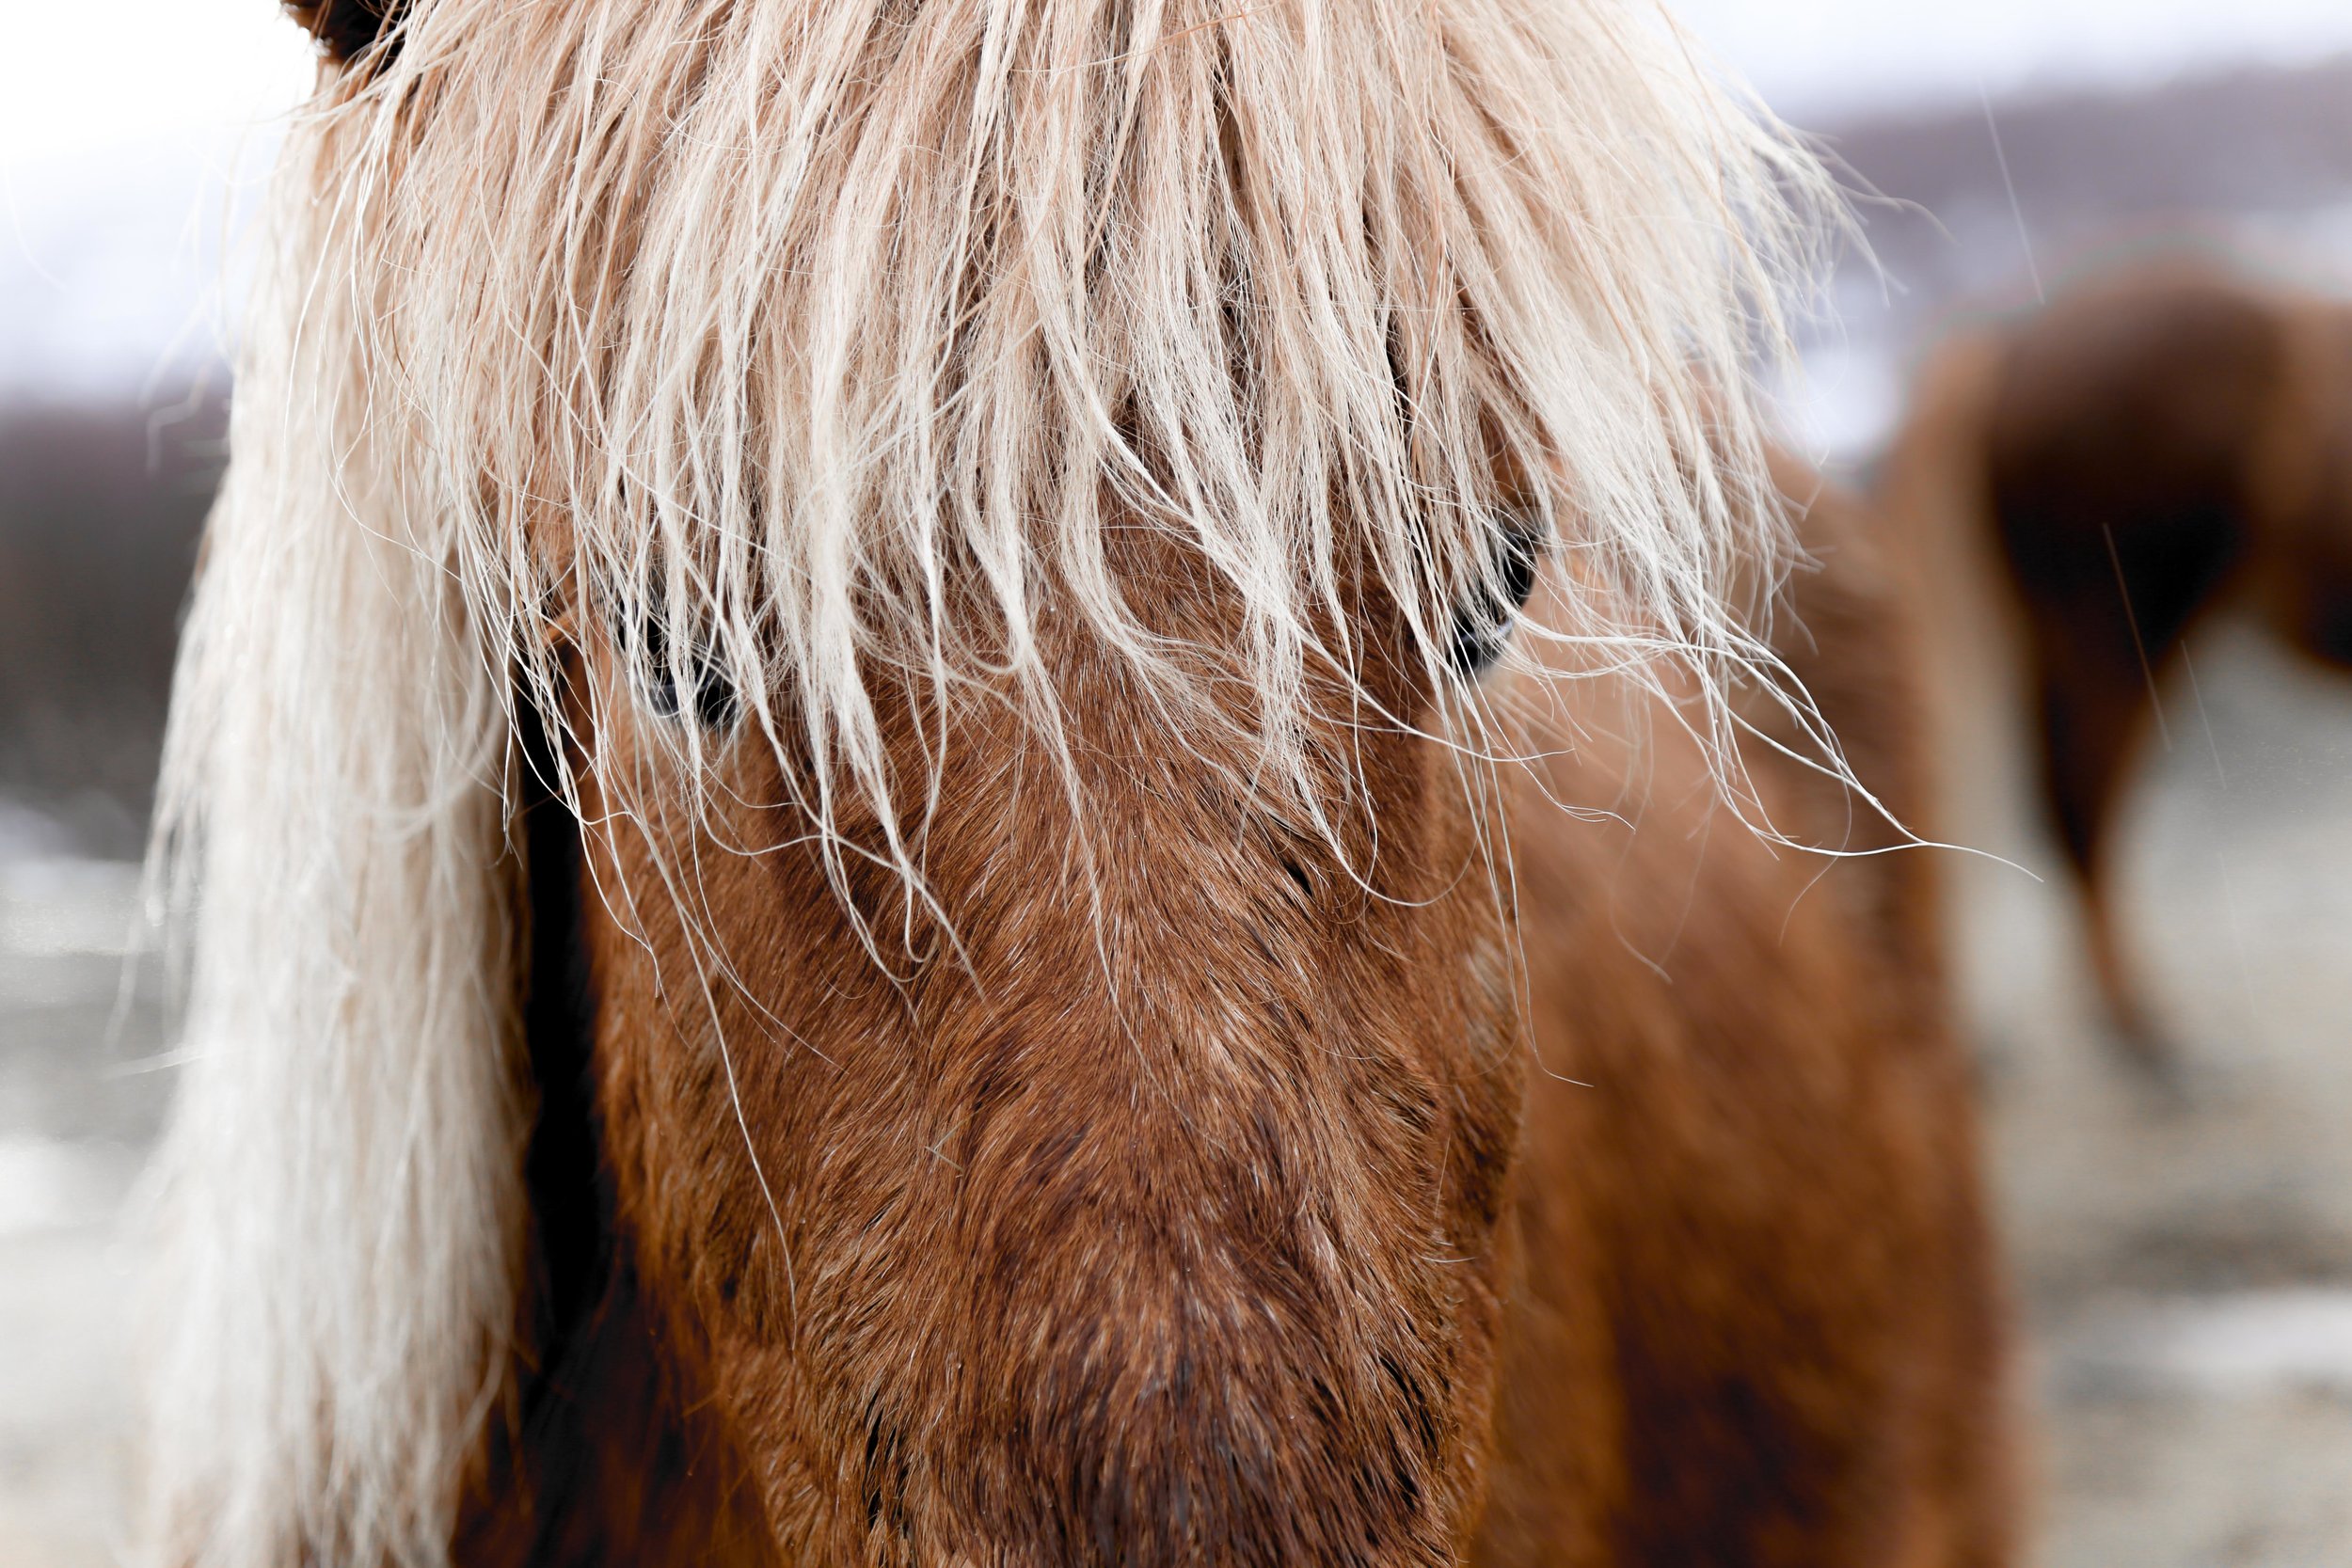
(8, 0, 2352, 171)
(0, 5, 312, 174)
(1674, 0, 2352, 119)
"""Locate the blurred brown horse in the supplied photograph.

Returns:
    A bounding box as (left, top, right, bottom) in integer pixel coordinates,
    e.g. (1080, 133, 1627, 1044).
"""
(1888, 262, 2352, 1070)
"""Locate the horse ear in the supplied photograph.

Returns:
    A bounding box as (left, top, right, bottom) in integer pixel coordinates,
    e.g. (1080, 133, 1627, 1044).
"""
(285, 0, 402, 65)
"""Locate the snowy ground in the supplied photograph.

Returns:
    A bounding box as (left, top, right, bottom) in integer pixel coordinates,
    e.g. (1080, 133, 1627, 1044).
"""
(0, 859, 167, 1568)
(6, 626, 2352, 1564)
(1953, 625, 2352, 1565)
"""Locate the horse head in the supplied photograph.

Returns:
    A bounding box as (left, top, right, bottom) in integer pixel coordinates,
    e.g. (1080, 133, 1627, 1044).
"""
(143, 5, 1857, 1564)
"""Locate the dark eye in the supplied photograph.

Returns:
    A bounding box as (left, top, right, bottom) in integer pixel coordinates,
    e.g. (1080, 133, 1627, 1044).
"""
(287, 1, 404, 65)
(1445, 519, 1543, 678)
(616, 608, 740, 732)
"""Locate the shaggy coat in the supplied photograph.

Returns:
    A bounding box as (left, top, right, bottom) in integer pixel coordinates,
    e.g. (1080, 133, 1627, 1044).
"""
(144, 3, 2010, 1563)
(454, 468, 2012, 1567)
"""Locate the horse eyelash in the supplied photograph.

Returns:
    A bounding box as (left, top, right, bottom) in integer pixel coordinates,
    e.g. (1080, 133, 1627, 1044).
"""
(614, 607, 742, 733)
(1446, 520, 1546, 679)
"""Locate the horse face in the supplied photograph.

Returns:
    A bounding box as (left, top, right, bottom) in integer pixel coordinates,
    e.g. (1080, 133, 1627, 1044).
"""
(230, 3, 1824, 1558)
(554, 534, 1530, 1564)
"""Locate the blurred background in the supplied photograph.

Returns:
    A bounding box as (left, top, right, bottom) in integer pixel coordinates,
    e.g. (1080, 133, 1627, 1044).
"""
(8, 3, 2352, 1563)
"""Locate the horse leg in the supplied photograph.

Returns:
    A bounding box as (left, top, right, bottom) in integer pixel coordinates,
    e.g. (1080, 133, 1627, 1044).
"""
(2031, 642, 2176, 1079)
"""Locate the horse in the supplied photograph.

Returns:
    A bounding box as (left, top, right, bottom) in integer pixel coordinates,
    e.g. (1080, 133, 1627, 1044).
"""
(1880, 261, 2352, 1073)
(140, 3, 2011, 1563)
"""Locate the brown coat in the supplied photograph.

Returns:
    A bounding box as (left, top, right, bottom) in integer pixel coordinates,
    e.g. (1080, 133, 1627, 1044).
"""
(458, 468, 2012, 1566)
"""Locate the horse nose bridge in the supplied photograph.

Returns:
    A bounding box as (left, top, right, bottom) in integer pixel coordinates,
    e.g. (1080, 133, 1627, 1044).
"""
(879, 1006, 1470, 1566)
(927, 1224, 1459, 1568)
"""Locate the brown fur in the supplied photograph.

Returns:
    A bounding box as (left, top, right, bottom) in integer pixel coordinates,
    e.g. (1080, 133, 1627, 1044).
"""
(1886, 262, 2352, 1064)
(1479, 466, 2010, 1568)
(455, 471, 2012, 1565)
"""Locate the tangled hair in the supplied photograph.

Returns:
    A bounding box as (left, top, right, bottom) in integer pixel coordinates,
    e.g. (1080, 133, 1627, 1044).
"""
(143, 3, 1834, 1563)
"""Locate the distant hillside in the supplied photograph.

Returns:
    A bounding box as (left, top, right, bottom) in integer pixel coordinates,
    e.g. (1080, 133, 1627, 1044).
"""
(1817, 55, 2352, 333)
(0, 394, 222, 856)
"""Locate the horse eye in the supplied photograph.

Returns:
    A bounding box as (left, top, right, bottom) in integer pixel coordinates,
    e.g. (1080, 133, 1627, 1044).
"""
(1445, 521, 1543, 678)
(615, 609, 740, 732)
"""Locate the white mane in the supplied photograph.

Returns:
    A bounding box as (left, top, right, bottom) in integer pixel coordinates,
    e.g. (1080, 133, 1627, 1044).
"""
(142, 2, 1833, 1561)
